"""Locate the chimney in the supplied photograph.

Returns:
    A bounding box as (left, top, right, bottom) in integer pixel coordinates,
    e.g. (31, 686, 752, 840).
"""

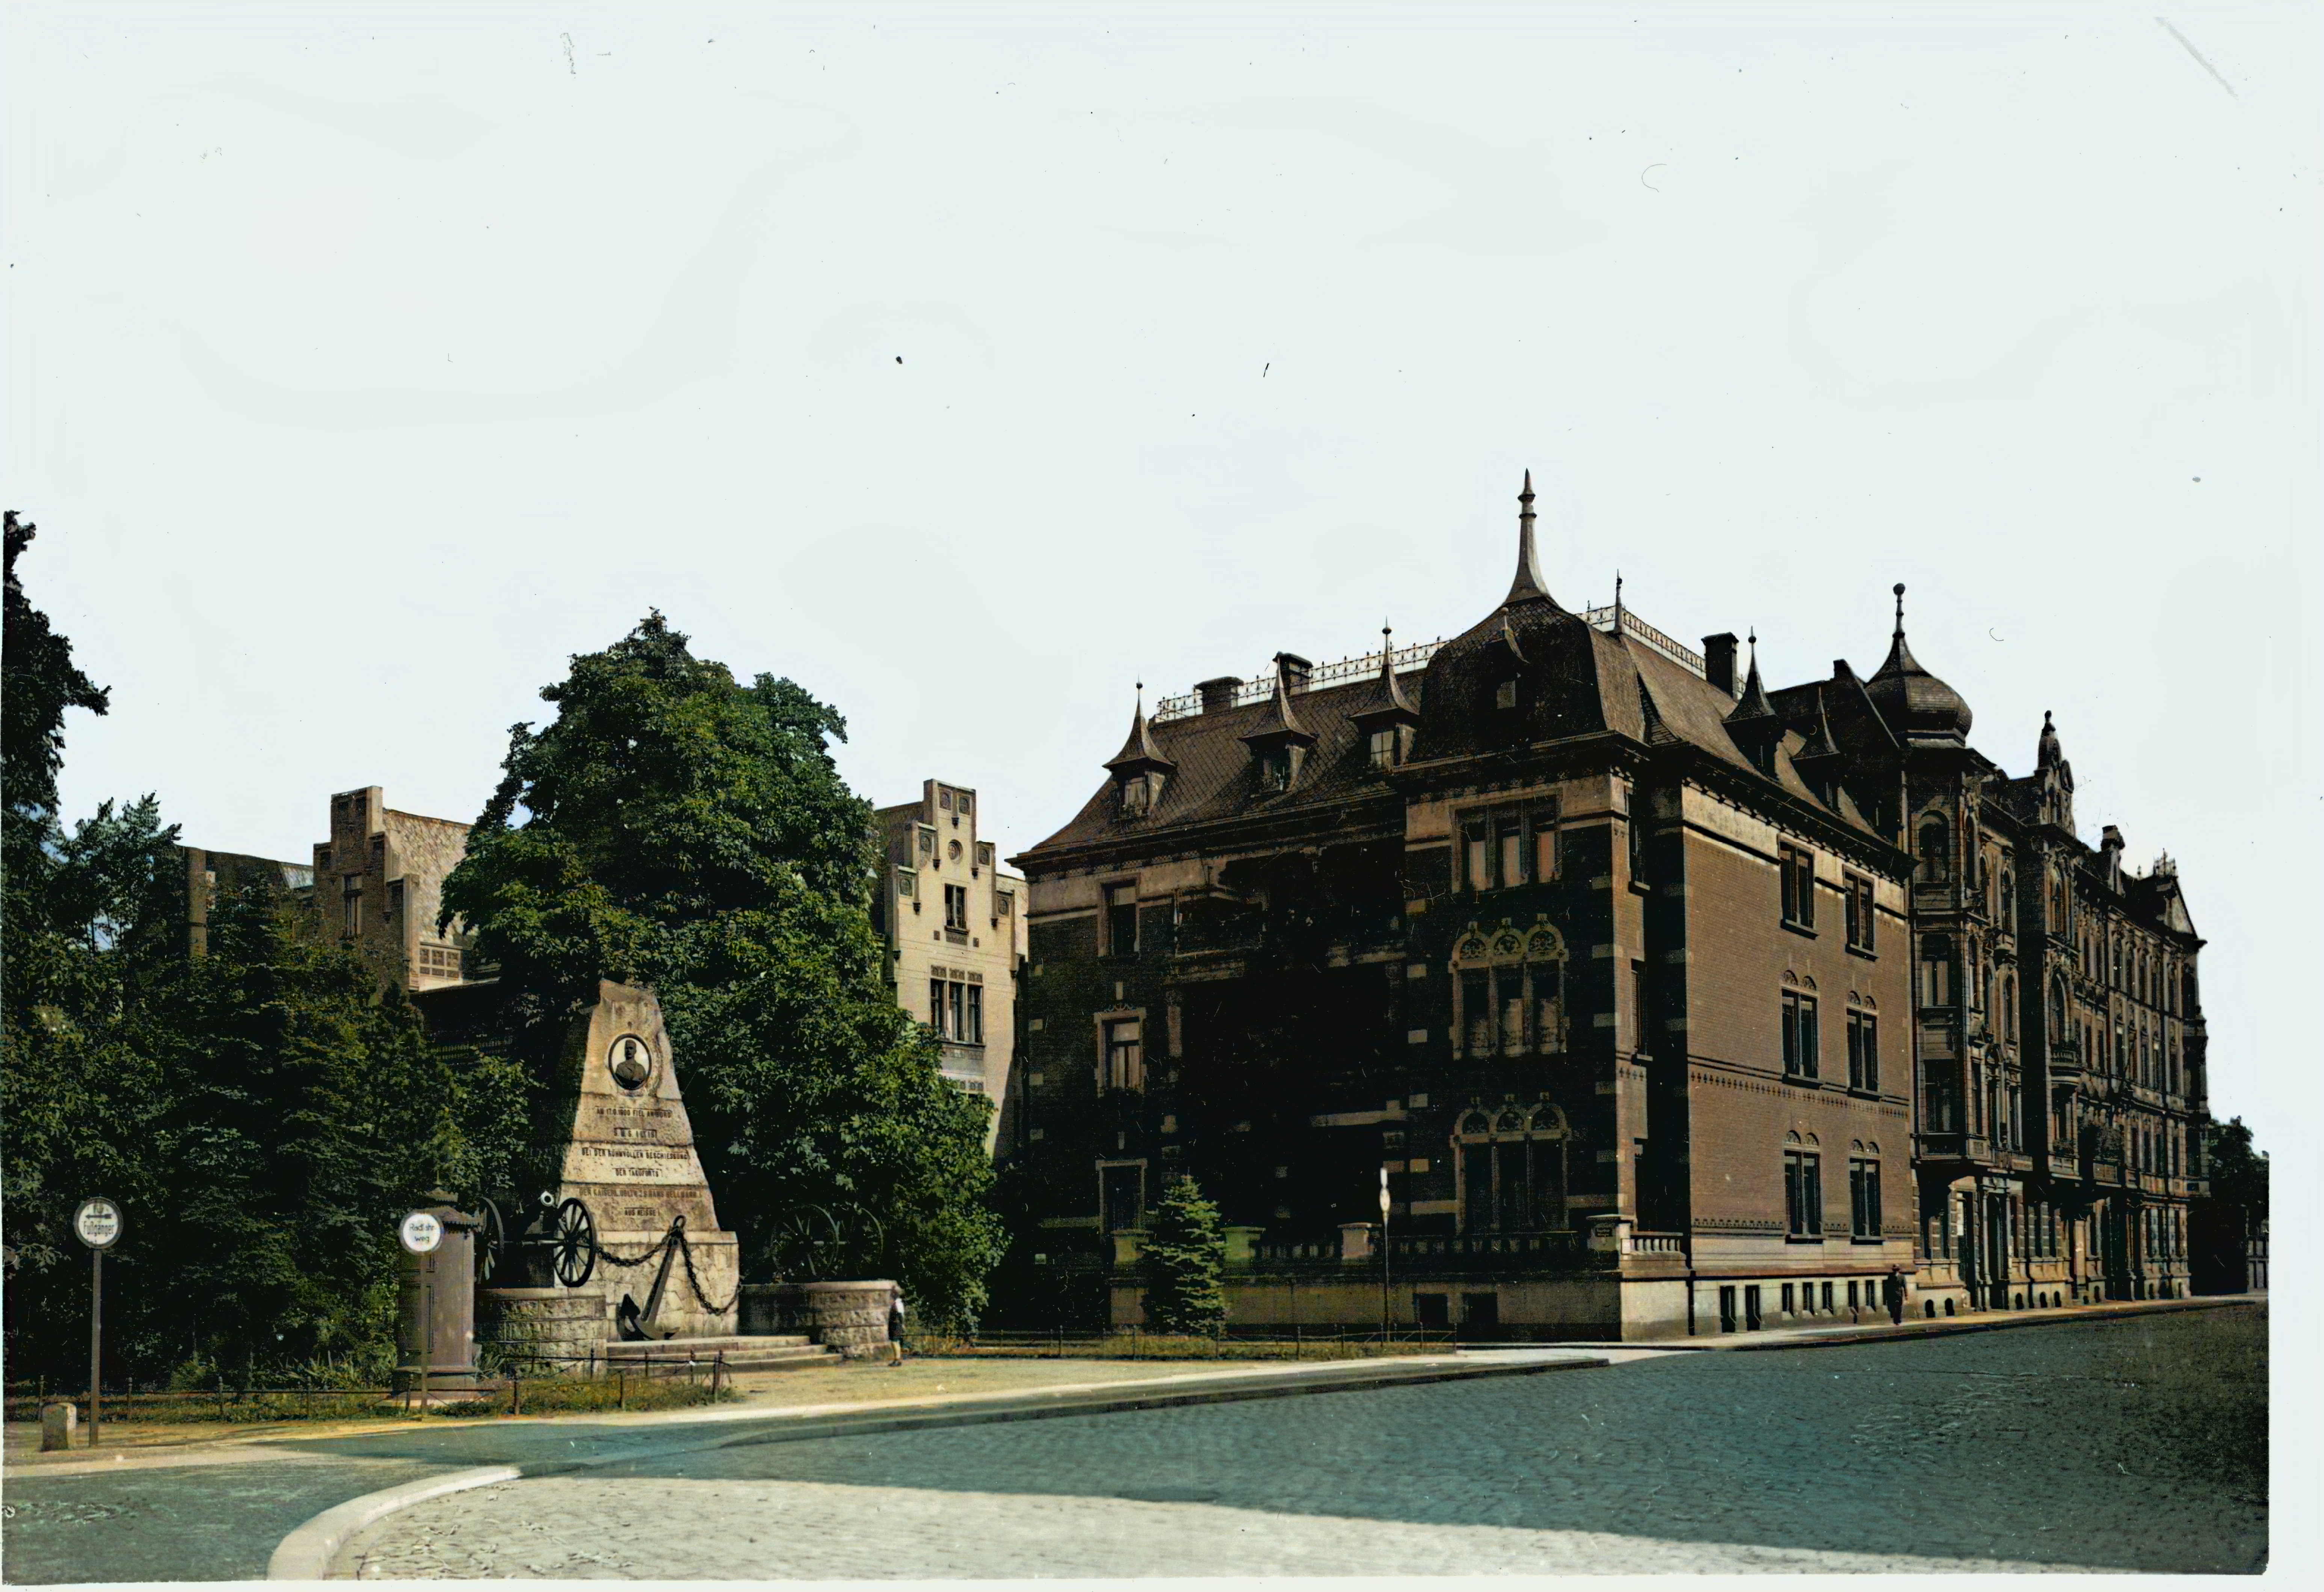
(1702, 633, 1739, 696)
(1273, 652, 1313, 692)
(1196, 676, 1240, 714)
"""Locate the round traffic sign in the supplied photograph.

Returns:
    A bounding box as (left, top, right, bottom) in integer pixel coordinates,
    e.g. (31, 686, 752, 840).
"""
(73, 1197, 124, 1250)
(399, 1210, 444, 1254)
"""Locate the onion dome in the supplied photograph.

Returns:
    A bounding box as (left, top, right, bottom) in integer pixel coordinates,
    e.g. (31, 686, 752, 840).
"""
(1865, 583, 1972, 745)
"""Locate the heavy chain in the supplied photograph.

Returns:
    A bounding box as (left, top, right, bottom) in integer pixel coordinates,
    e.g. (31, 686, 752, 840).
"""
(582, 1225, 740, 1315)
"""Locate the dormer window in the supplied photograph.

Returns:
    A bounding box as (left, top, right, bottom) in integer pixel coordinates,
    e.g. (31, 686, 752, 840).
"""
(1494, 679, 1519, 711)
(1120, 772, 1158, 816)
(1257, 747, 1296, 792)
(1368, 727, 1398, 768)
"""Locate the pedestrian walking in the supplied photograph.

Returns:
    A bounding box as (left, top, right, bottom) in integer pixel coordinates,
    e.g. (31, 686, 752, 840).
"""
(887, 1289, 907, 1365)
(1884, 1269, 1907, 1325)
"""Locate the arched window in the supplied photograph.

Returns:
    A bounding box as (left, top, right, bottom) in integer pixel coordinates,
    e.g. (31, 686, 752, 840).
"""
(2002, 975, 2016, 1042)
(1917, 817, 1950, 883)
(2048, 979, 2068, 1046)
(1450, 924, 1567, 1058)
(1454, 1105, 1571, 1234)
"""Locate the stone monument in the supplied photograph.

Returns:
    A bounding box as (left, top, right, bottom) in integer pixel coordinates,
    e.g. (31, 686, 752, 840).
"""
(481, 980, 740, 1364)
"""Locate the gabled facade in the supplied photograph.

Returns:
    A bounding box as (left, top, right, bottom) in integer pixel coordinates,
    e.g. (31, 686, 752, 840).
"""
(870, 779, 1029, 1140)
(1004, 477, 1933, 1339)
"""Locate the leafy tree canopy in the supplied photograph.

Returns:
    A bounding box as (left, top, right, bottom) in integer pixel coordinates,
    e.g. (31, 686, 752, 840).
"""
(442, 613, 1003, 1325)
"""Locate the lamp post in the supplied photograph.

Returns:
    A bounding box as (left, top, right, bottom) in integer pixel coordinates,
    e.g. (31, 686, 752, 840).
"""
(1378, 1166, 1392, 1340)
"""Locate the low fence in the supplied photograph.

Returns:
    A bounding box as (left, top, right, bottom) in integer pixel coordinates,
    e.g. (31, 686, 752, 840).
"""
(4, 1352, 737, 1425)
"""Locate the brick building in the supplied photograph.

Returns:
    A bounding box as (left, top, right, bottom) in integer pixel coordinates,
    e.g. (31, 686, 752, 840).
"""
(1001, 475, 2214, 1339)
(868, 779, 1029, 1138)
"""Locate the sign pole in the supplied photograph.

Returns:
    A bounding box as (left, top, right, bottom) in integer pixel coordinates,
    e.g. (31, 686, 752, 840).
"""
(72, 1197, 124, 1449)
(400, 1209, 445, 1420)
(421, 1253, 433, 1419)
(89, 1248, 103, 1447)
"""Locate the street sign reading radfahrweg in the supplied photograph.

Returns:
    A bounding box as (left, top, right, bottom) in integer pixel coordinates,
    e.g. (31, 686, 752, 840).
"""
(73, 1197, 124, 1250)
(399, 1210, 444, 1255)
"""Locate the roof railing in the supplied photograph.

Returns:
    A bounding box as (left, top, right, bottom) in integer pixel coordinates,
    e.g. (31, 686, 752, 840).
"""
(1151, 604, 1706, 722)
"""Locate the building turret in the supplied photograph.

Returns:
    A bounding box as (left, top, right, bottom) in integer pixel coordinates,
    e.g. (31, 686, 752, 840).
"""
(1865, 583, 1973, 747)
(1104, 687, 1175, 816)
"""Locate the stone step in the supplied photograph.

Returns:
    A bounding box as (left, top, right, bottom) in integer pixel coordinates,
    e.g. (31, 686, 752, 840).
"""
(598, 1334, 813, 1357)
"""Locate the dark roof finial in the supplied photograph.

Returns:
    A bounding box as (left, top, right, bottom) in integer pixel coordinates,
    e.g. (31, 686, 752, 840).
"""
(1892, 581, 1907, 639)
(1726, 629, 1774, 723)
(1505, 469, 1552, 607)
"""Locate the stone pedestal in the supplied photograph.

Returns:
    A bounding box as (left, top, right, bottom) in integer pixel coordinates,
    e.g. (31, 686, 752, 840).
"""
(739, 1279, 899, 1359)
(396, 1201, 485, 1393)
(40, 1402, 77, 1451)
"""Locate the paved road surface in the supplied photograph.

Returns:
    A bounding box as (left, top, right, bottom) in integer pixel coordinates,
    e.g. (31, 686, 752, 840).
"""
(347, 1307, 2266, 1577)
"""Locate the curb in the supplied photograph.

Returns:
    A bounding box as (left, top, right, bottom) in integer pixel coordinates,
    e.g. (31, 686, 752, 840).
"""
(266, 1464, 517, 1580)
(693, 1351, 1607, 1454)
(265, 1353, 1602, 1577)
(1720, 1293, 2250, 1352)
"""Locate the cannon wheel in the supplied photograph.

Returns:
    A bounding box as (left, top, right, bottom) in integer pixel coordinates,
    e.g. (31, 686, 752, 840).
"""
(476, 1197, 507, 1285)
(549, 1197, 596, 1288)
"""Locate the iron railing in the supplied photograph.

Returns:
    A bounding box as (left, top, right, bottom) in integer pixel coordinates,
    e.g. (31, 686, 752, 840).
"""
(1149, 605, 1709, 724)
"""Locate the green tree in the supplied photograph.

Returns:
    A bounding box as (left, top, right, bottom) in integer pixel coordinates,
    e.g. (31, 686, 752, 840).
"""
(441, 613, 1003, 1326)
(4, 513, 525, 1383)
(1141, 1175, 1227, 1336)
(2203, 1117, 2267, 1220)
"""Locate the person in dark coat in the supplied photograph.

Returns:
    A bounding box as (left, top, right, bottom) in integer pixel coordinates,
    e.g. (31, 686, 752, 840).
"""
(1884, 1270, 1907, 1325)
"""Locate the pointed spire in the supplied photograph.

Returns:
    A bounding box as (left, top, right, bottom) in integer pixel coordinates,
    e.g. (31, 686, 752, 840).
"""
(1104, 681, 1175, 774)
(1726, 629, 1775, 723)
(2037, 708, 2064, 770)
(1723, 629, 1783, 775)
(1504, 469, 1554, 606)
(1797, 685, 1839, 760)
(1354, 620, 1420, 728)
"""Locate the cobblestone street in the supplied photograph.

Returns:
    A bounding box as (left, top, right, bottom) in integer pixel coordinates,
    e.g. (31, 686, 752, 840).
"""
(346, 1305, 2266, 1576)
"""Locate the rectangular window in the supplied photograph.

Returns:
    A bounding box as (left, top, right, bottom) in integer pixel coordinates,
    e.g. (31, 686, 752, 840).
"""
(1103, 1019, 1143, 1092)
(1844, 873, 1876, 952)
(1744, 1284, 1762, 1332)
(1368, 728, 1397, 768)
(341, 874, 363, 932)
(1532, 811, 1560, 881)
(944, 883, 969, 931)
(1104, 883, 1138, 956)
(965, 983, 984, 1045)
(1846, 1011, 1879, 1092)
(928, 979, 946, 1035)
(1779, 844, 1815, 927)
(948, 981, 966, 1040)
(1781, 1282, 1796, 1315)
(1784, 1149, 1823, 1237)
(1850, 1158, 1882, 1239)
(1498, 819, 1524, 888)
(1782, 991, 1819, 1079)
(1821, 1281, 1834, 1312)
(1463, 822, 1490, 890)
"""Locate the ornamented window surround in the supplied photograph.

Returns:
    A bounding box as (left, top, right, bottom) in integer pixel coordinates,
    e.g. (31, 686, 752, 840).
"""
(1449, 919, 1569, 1059)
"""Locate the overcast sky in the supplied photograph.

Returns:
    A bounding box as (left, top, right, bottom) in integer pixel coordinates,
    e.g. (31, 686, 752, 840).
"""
(5, 3, 2315, 1140)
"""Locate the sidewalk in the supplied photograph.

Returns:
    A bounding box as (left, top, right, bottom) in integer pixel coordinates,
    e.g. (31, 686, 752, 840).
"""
(1501, 1289, 2256, 1355)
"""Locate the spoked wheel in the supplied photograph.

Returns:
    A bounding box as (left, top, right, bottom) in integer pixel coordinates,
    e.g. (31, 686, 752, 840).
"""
(476, 1197, 507, 1285)
(549, 1197, 596, 1288)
